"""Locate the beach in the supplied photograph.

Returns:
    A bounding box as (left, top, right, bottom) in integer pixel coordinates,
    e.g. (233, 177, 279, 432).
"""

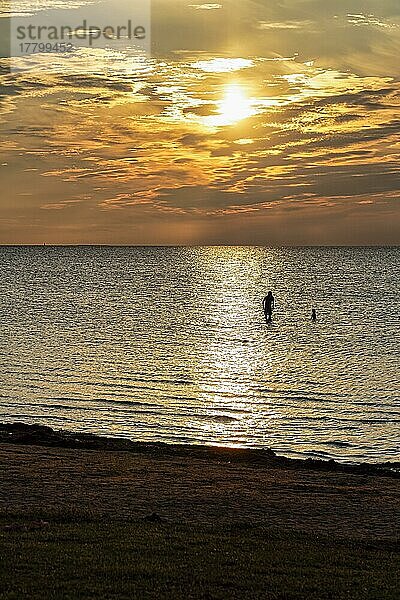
(0, 423, 399, 598)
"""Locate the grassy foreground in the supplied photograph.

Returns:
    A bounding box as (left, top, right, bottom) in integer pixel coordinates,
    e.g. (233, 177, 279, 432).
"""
(0, 519, 399, 600)
(1, 426, 399, 599)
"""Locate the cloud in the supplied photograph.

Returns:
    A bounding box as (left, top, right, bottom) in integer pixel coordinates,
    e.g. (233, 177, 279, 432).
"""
(0, 0, 399, 244)
(347, 13, 399, 29)
(189, 3, 222, 9)
(257, 21, 314, 30)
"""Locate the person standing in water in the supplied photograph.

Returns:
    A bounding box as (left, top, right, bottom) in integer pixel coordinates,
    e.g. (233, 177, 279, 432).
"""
(263, 291, 275, 323)
(311, 308, 317, 322)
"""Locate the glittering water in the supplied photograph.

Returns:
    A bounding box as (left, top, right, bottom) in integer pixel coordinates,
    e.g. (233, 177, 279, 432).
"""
(0, 246, 399, 462)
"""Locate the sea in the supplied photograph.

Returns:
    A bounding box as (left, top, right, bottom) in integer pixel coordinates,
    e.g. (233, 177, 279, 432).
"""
(0, 246, 399, 463)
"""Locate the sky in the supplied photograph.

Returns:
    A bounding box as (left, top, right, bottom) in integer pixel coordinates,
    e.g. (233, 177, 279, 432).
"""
(0, 0, 399, 245)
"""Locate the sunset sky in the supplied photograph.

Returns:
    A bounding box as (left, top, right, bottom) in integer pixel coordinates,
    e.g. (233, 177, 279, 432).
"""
(0, 0, 399, 245)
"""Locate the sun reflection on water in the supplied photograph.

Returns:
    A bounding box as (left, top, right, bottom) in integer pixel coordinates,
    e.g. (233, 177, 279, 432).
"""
(184, 247, 275, 445)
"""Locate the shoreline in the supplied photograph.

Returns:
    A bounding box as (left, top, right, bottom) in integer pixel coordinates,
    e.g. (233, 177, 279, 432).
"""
(1, 420, 399, 543)
(1, 422, 399, 478)
(1, 418, 399, 586)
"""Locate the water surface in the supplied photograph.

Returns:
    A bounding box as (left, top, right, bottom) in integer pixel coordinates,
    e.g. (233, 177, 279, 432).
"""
(0, 246, 399, 462)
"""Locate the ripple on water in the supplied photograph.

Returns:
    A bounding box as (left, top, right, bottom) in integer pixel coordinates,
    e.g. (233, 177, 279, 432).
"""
(0, 246, 399, 463)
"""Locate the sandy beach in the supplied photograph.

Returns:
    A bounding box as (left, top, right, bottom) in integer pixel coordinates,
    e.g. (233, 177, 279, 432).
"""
(0, 423, 399, 599)
(1, 423, 399, 540)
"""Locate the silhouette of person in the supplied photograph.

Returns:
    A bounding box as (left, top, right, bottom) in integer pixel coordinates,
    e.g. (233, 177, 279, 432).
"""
(311, 308, 317, 322)
(263, 291, 275, 322)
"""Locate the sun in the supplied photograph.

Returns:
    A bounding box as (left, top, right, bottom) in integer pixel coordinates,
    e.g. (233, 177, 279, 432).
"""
(219, 84, 254, 123)
(207, 83, 256, 127)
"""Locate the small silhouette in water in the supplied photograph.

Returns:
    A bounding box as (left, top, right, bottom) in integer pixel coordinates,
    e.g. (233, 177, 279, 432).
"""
(263, 291, 275, 323)
(311, 308, 317, 322)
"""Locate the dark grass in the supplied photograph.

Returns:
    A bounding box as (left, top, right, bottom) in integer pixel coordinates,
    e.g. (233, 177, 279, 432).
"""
(0, 519, 398, 599)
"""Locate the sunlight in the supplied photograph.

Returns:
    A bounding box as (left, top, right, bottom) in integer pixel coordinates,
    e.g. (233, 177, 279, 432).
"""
(207, 83, 256, 127)
(192, 58, 253, 73)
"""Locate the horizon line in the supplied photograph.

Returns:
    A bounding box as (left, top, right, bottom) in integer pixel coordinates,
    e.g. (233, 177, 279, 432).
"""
(0, 243, 399, 249)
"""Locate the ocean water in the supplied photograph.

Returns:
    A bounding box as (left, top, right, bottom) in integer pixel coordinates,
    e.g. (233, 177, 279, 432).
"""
(0, 246, 399, 463)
